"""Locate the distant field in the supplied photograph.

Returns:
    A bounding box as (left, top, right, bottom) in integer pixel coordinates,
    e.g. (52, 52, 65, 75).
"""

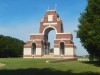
(0, 58, 100, 75)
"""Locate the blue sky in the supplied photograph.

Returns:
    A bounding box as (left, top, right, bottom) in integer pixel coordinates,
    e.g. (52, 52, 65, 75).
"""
(0, 0, 88, 56)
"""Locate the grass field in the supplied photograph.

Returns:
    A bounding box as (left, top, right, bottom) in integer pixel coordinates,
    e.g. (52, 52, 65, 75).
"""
(0, 58, 100, 75)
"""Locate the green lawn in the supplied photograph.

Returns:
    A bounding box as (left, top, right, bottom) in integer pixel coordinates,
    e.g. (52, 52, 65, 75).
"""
(0, 58, 100, 75)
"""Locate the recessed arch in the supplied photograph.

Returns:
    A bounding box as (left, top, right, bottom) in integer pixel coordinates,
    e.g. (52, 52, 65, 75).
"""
(48, 30, 56, 53)
(31, 42, 36, 55)
(60, 42, 65, 55)
(43, 26, 57, 34)
(42, 26, 57, 55)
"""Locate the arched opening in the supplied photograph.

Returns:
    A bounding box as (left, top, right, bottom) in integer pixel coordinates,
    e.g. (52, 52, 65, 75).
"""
(32, 43, 36, 55)
(43, 26, 56, 55)
(48, 30, 56, 54)
(60, 42, 65, 55)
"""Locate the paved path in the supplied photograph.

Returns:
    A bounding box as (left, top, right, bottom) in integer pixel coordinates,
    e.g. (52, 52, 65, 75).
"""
(0, 63, 5, 67)
(46, 58, 77, 63)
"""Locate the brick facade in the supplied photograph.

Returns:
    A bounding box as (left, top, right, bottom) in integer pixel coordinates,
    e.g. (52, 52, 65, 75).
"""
(23, 10, 76, 58)
(39, 10, 63, 33)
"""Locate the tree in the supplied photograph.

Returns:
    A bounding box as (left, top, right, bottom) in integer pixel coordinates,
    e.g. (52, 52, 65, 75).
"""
(0, 35, 25, 57)
(77, 0, 100, 61)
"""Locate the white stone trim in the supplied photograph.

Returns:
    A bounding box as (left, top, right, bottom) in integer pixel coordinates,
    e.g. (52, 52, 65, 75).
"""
(48, 15, 53, 21)
(54, 44, 74, 45)
(56, 33, 72, 34)
(54, 39, 71, 40)
(23, 48, 32, 55)
(43, 26, 57, 34)
(43, 23, 57, 25)
(61, 38, 67, 40)
(65, 48, 74, 55)
(54, 48, 60, 55)
(54, 39, 72, 40)
(54, 39, 73, 43)
(23, 57, 33, 58)
(36, 48, 42, 55)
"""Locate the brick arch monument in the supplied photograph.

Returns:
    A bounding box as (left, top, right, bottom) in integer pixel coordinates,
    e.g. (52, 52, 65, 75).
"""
(23, 10, 76, 58)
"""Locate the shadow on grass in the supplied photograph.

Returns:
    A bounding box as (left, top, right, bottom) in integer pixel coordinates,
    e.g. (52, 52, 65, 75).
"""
(81, 61, 100, 67)
(0, 68, 100, 75)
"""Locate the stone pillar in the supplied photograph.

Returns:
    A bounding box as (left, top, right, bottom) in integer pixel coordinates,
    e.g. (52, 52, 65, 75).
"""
(35, 48, 42, 58)
(54, 44, 61, 58)
(64, 45, 75, 58)
(65, 48, 73, 56)
(34, 44, 42, 58)
(23, 45, 33, 58)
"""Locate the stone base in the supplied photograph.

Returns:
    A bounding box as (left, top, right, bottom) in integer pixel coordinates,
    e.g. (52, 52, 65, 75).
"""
(34, 55, 42, 58)
(23, 55, 33, 58)
(23, 54, 77, 59)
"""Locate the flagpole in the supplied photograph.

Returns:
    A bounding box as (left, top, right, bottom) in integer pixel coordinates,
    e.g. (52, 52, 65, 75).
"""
(48, 5, 49, 10)
(55, 4, 57, 10)
(55, 4, 56, 10)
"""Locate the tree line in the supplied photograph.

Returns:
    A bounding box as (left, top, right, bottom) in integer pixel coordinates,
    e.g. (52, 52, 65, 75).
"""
(77, 0, 100, 61)
(0, 35, 25, 58)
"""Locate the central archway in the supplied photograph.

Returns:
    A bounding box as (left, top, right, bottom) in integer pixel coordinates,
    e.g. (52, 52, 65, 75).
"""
(43, 26, 56, 55)
(48, 30, 56, 54)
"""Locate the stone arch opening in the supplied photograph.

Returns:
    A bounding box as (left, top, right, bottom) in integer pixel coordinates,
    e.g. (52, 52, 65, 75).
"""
(48, 30, 56, 54)
(60, 42, 65, 55)
(43, 26, 56, 55)
(43, 26, 57, 34)
(44, 27, 55, 40)
(31, 43, 36, 55)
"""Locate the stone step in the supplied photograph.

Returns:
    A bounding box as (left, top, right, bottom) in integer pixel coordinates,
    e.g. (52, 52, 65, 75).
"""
(42, 55, 54, 58)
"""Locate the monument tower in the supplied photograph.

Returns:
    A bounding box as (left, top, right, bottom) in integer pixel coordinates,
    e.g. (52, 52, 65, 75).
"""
(23, 10, 76, 58)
